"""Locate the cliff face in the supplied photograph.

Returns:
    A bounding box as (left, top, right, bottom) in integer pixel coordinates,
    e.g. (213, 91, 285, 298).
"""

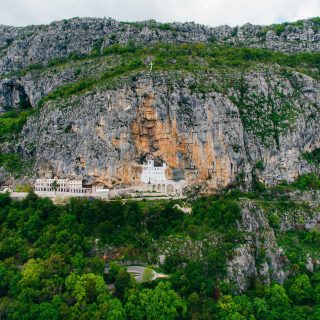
(227, 198, 320, 292)
(19, 76, 243, 188)
(13, 68, 319, 189)
(0, 17, 320, 189)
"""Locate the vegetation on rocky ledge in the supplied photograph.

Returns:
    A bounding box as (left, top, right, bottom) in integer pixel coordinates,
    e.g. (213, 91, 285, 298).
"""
(0, 109, 34, 143)
(30, 43, 320, 108)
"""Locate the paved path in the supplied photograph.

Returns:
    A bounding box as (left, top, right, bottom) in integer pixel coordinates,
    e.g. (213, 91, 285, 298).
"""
(6, 192, 185, 203)
(127, 266, 156, 282)
(105, 265, 168, 282)
(122, 196, 186, 202)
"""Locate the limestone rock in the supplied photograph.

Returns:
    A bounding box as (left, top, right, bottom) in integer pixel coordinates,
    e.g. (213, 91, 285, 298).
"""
(227, 202, 287, 291)
(8, 68, 318, 189)
(1, 17, 320, 74)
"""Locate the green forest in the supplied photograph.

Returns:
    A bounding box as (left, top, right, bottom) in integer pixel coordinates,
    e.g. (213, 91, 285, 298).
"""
(0, 186, 320, 319)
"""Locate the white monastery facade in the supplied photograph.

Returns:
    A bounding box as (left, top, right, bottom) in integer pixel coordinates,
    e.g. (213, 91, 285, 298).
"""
(138, 159, 185, 196)
(141, 160, 168, 183)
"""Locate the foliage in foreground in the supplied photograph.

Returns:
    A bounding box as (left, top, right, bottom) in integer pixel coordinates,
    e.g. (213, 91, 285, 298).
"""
(0, 192, 319, 319)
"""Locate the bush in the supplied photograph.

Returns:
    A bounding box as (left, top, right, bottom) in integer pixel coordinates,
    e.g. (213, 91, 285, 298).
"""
(255, 160, 265, 171)
(15, 184, 33, 192)
(158, 23, 172, 31)
(142, 267, 154, 282)
(288, 274, 313, 304)
(292, 173, 320, 190)
(0, 109, 34, 142)
(268, 212, 281, 230)
(303, 148, 320, 167)
(305, 229, 320, 246)
(0, 153, 26, 175)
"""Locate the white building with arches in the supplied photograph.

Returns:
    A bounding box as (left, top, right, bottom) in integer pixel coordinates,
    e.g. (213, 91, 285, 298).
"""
(139, 159, 185, 196)
(34, 176, 87, 194)
(141, 160, 168, 184)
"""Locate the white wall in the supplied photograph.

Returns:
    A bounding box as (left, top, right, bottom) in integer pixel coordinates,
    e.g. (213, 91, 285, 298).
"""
(140, 160, 168, 183)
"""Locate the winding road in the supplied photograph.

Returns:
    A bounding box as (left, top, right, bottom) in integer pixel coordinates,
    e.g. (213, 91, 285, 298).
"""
(105, 265, 168, 282)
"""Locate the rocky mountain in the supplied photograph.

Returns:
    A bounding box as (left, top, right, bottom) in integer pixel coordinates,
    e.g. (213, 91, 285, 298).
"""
(0, 17, 320, 190)
(1, 17, 320, 74)
(1, 16, 320, 309)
